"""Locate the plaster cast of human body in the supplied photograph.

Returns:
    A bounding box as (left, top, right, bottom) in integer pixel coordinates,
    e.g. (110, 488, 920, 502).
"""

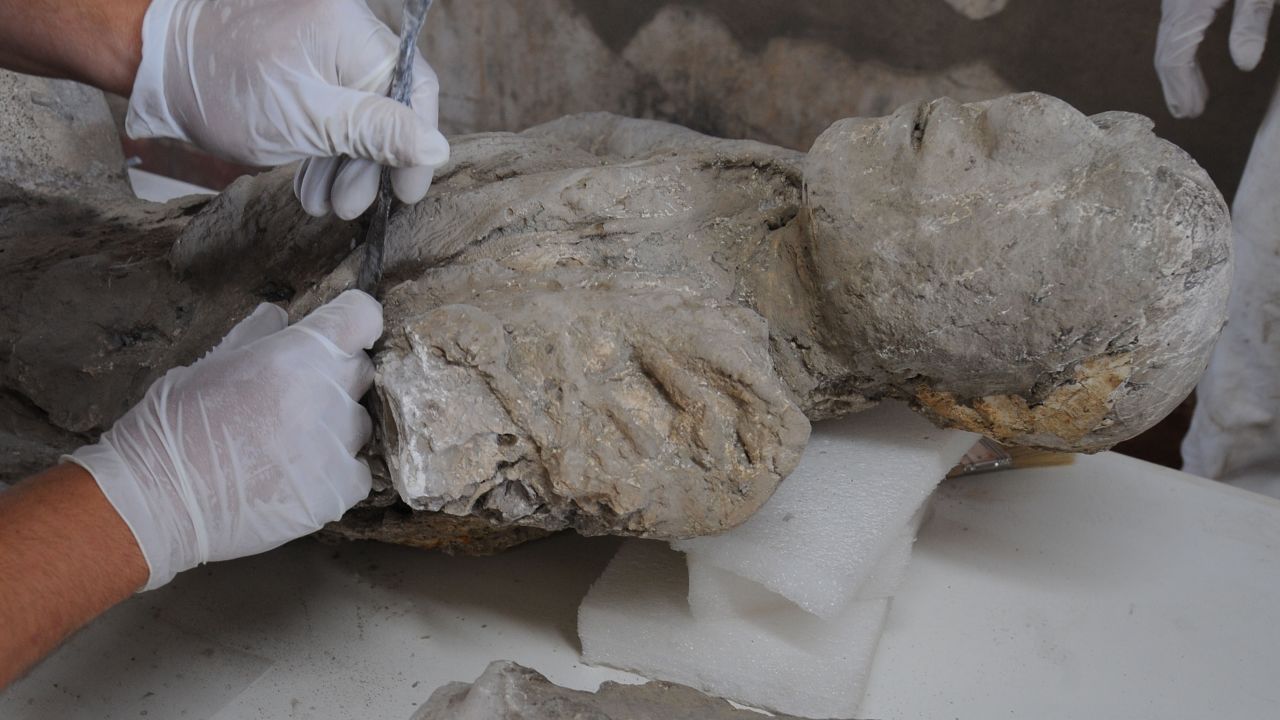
(0, 93, 1231, 549)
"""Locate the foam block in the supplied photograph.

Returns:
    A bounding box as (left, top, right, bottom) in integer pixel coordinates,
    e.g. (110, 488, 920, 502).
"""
(674, 402, 974, 619)
(685, 501, 924, 621)
(857, 501, 931, 600)
(579, 540, 890, 719)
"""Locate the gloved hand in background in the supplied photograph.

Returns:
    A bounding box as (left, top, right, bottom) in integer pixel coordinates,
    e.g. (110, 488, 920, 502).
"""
(1155, 0, 1276, 117)
(1157, 1, 1280, 495)
(1181, 77, 1280, 495)
(127, 0, 449, 219)
(67, 290, 383, 590)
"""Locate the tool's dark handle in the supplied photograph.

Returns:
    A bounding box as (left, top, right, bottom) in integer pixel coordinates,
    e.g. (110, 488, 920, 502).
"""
(356, 167, 394, 294)
(357, 0, 433, 296)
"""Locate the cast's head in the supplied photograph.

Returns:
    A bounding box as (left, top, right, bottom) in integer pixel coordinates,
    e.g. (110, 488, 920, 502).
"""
(804, 93, 1230, 450)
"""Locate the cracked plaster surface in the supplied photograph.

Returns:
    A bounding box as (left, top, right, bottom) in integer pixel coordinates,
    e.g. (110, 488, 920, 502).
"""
(0, 73, 1230, 548)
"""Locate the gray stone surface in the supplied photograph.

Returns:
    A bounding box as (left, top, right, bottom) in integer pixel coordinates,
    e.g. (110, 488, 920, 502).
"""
(411, 660, 815, 719)
(942, 0, 1010, 20)
(0, 70, 129, 197)
(0, 92, 1230, 548)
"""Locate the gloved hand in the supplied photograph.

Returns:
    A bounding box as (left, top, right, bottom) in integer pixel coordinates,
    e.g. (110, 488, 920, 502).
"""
(126, 0, 449, 219)
(1182, 73, 1280, 494)
(65, 290, 383, 590)
(1156, 0, 1276, 118)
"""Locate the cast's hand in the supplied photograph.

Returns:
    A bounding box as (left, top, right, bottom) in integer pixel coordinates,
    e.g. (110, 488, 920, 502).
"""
(126, 0, 448, 218)
(67, 290, 383, 590)
(1156, 0, 1276, 118)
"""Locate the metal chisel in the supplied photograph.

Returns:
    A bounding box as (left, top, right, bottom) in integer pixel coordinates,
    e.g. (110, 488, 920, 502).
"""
(356, 0, 434, 295)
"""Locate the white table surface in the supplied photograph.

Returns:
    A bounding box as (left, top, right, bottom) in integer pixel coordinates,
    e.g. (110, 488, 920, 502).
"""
(5, 451, 1279, 719)
(861, 452, 1280, 719)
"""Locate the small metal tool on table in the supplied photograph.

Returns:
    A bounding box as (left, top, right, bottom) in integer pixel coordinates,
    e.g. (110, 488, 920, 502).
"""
(947, 438, 1074, 478)
(356, 0, 434, 295)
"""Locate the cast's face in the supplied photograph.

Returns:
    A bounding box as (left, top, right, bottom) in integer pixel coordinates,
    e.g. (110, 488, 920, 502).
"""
(855, 93, 1111, 220)
(803, 92, 1227, 433)
(806, 94, 1149, 371)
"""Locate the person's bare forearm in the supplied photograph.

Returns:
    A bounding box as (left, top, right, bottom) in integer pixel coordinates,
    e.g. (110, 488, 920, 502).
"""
(0, 0, 150, 95)
(0, 463, 147, 688)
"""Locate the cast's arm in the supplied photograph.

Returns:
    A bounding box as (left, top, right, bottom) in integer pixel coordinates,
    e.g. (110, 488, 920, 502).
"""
(0, 290, 383, 689)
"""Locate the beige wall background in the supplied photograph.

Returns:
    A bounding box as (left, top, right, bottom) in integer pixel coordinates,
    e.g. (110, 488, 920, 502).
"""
(367, 0, 1280, 203)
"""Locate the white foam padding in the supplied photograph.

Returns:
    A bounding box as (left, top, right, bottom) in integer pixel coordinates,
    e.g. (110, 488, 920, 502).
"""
(857, 501, 930, 600)
(673, 402, 975, 619)
(579, 540, 889, 719)
(685, 501, 923, 620)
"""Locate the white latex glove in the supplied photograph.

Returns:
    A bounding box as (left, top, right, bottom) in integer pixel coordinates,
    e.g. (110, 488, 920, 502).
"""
(126, 0, 449, 219)
(1156, 0, 1276, 118)
(65, 290, 383, 590)
(1183, 78, 1280, 497)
